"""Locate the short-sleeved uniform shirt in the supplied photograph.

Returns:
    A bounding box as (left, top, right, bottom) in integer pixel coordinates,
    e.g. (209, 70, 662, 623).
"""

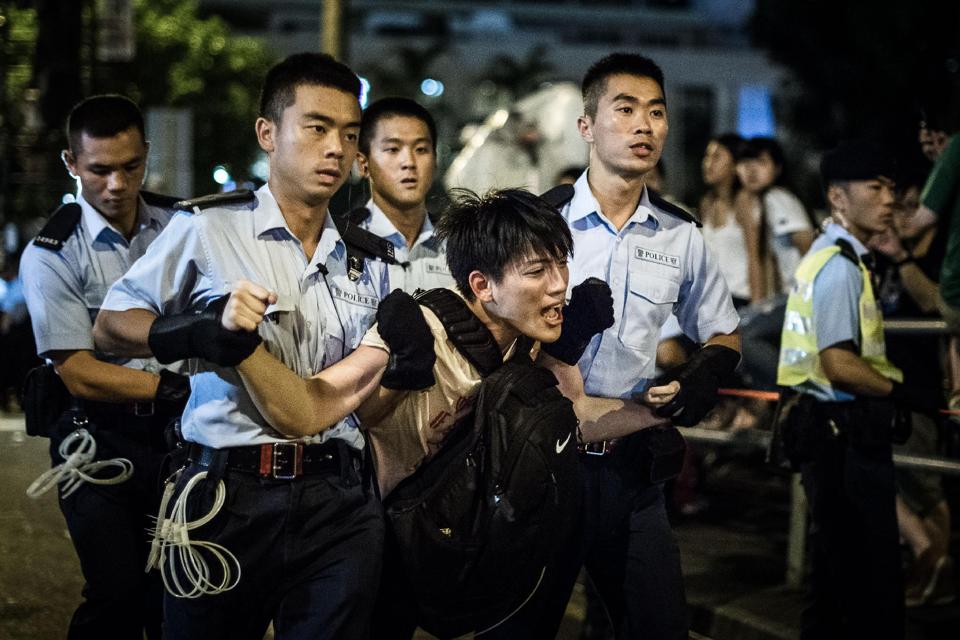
(21, 191, 177, 373)
(559, 171, 740, 399)
(357, 199, 454, 294)
(360, 288, 532, 496)
(794, 222, 871, 402)
(101, 185, 389, 450)
(923, 135, 960, 306)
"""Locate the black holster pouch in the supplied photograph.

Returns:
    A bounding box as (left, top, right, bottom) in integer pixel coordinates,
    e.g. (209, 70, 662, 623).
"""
(768, 389, 818, 471)
(632, 425, 687, 484)
(21, 364, 71, 438)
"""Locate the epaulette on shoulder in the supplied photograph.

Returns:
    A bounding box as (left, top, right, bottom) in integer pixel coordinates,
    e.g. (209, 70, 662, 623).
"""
(33, 202, 81, 251)
(331, 207, 405, 281)
(140, 190, 183, 209)
(834, 238, 861, 266)
(649, 189, 701, 227)
(174, 189, 255, 212)
(539, 184, 575, 211)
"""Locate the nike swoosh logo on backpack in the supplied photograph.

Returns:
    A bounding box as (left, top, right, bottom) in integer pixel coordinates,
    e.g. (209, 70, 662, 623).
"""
(555, 432, 572, 454)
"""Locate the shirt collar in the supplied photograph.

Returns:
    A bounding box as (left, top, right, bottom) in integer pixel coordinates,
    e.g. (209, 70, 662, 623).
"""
(823, 221, 870, 257)
(566, 170, 659, 230)
(253, 185, 293, 238)
(365, 198, 436, 250)
(77, 192, 156, 245)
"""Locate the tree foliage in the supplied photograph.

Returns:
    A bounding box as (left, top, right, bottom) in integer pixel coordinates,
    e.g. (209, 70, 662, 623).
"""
(752, 1, 960, 149)
(105, 0, 277, 193)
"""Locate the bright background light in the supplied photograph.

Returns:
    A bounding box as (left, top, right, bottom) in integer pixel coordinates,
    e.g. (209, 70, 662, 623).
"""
(212, 165, 231, 185)
(359, 76, 371, 109)
(420, 78, 444, 98)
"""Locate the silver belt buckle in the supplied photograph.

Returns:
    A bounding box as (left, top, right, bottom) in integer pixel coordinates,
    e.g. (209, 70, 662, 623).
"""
(134, 401, 155, 417)
(271, 442, 302, 480)
(582, 440, 610, 456)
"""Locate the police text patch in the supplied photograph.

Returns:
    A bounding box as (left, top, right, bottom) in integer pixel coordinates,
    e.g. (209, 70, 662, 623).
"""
(634, 247, 680, 268)
(329, 285, 379, 309)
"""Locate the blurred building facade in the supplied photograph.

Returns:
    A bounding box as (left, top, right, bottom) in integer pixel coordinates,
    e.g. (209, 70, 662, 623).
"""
(200, 0, 789, 201)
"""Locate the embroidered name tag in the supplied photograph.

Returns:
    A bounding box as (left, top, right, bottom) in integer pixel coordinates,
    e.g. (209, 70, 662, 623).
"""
(424, 262, 450, 275)
(634, 247, 680, 268)
(329, 285, 379, 309)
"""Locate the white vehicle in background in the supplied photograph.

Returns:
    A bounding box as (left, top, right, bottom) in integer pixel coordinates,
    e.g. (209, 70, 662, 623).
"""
(444, 82, 588, 195)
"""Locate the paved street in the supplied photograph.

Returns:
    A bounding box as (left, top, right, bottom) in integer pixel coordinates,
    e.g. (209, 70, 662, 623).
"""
(2, 412, 957, 639)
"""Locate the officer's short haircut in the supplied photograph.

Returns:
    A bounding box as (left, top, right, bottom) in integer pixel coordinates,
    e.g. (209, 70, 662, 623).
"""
(359, 97, 437, 155)
(582, 53, 665, 119)
(259, 52, 361, 124)
(66, 95, 145, 153)
(436, 189, 573, 302)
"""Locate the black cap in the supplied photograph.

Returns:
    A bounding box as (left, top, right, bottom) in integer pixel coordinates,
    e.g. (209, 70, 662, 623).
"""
(820, 139, 896, 185)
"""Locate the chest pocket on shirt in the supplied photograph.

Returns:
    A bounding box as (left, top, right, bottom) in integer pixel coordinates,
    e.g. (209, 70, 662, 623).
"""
(619, 271, 679, 352)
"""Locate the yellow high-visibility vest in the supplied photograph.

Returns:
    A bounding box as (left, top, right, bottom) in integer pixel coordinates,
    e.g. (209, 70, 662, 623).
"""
(777, 243, 902, 389)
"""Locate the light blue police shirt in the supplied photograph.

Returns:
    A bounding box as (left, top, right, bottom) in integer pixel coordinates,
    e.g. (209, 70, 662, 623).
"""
(20, 191, 176, 372)
(101, 185, 389, 450)
(559, 171, 740, 399)
(359, 199, 454, 294)
(794, 221, 866, 402)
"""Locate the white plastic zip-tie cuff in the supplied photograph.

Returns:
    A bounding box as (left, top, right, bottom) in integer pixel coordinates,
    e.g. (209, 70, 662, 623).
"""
(26, 429, 133, 499)
(146, 470, 241, 599)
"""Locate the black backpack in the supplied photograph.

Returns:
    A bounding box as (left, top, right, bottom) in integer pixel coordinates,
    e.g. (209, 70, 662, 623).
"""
(383, 288, 582, 638)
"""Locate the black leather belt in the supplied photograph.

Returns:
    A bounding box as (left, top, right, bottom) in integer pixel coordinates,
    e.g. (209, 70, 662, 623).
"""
(82, 399, 173, 418)
(188, 440, 358, 480)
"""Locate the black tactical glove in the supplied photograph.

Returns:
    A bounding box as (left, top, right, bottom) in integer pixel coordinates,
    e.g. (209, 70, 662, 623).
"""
(652, 344, 740, 427)
(889, 381, 943, 416)
(155, 369, 190, 414)
(377, 289, 436, 390)
(147, 295, 262, 367)
(541, 277, 615, 365)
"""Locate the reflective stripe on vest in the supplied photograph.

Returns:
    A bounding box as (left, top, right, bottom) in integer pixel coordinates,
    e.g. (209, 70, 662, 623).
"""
(777, 245, 902, 388)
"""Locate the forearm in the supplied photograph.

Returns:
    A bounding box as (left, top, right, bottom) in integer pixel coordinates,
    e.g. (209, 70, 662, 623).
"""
(93, 308, 157, 358)
(538, 352, 668, 441)
(53, 350, 160, 402)
(705, 328, 741, 354)
(238, 344, 388, 438)
(898, 263, 939, 314)
(575, 395, 670, 442)
(820, 346, 894, 397)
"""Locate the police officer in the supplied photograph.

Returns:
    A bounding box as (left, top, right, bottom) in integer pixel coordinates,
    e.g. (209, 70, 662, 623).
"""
(352, 96, 454, 292)
(778, 140, 931, 639)
(93, 54, 390, 640)
(19, 95, 188, 639)
(552, 53, 742, 638)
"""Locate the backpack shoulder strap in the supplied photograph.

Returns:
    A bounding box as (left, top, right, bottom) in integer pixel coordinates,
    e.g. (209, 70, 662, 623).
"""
(333, 206, 407, 281)
(539, 184, 575, 210)
(648, 188, 701, 227)
(33, 203, 82, 251)
(415, 288, 503, 376)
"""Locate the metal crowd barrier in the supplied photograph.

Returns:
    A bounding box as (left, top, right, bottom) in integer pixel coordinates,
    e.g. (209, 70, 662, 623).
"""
(685, 317, 955, 587)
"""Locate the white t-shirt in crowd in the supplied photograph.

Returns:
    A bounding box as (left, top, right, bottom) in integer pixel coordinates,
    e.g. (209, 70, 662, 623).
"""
(762, 186, 813, 291)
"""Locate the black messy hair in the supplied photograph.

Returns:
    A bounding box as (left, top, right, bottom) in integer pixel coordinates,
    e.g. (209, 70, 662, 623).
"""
(66, 94, 145, 153)
(259, 52, 360, 124)
(436, 188, 573, 301)
(582, 52, 665, 119)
